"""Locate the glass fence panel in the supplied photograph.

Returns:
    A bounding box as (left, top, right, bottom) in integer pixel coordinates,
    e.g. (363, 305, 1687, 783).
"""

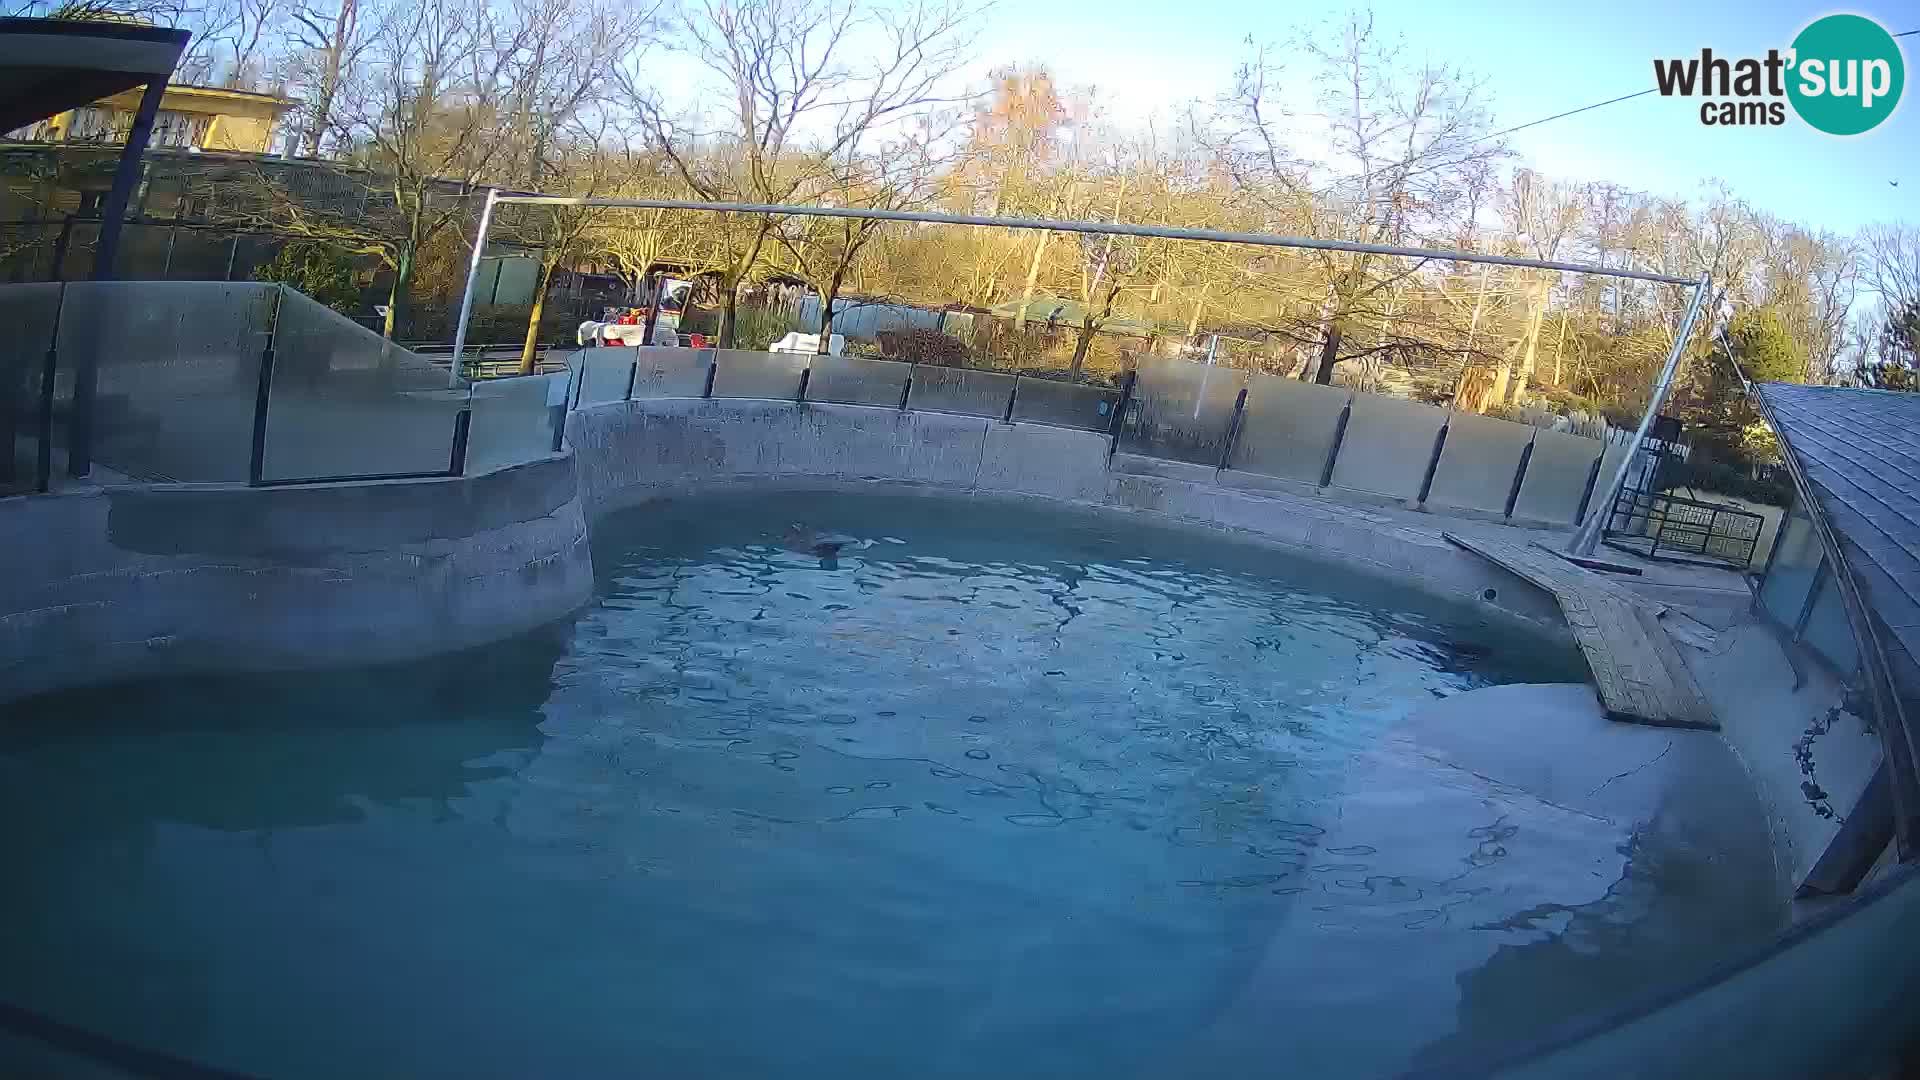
(1, 283, 61, 494)
(1759, 511, 1821, 629)
(1492, 866, 1920, 1080)
(1426, 411, 1537, 515)
(1011, 377, 1121, 431)
(1511, 429, 1604, 525)
(57, 221, 100, 281)
(55, 281, 274, 483)
(574, 347, 637, 405)
(906, 365, 1016, 418)
(1227, 374, 1351, 483)
(1117, 357, 1245, 465)
(630, 346, 712, 399)
(261, 288, 464, 481)
(1800, 570, 1860, 674)
(806, 354, 910, 407)
(711, 350, 806, 400)
(1327, 393, 1449, 500)
(163, 230, 238, 280)
(467, 373, 564, 474)
(1595, 438, 1637, 528)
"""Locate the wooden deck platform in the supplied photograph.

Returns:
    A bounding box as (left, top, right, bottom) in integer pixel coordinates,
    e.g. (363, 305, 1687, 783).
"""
(1443, 532, 1718, 731)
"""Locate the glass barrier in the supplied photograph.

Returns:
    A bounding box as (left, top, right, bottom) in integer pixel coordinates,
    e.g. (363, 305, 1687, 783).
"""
(711, 350, 806, 400)
(163, 230, 238, 280)
(260, 288, 465, 482)
(1492, 866, 1920, 1079)
(1511, 429, 1604, 525)
(905, 365, 1016, 418)
(1327, 393, 1448, 500)
(1009, 376, 1121, 431)
(55, 281, 275, 483)
(1800, 571, 1860, 675)
(1117, 357, 1245, 465)
(1426, 411, 1537, 515)
(630, 346, 712, 399)
(466, 373, 565, 475)
(805, 354, 910, 407)
(1227, 374, 1351, 483)
(1595, 438, 1636, 528)
(1759, 510, 1821, 629)
(0, 283, 61, 494)
(574, 347, 638, 406)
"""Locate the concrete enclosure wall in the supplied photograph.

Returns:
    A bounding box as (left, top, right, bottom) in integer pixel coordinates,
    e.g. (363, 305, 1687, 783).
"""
(0, 454, 592, 704)
(566, 398, 1571, 642)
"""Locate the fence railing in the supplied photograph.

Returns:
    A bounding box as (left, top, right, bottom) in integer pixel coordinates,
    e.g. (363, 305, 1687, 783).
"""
(567, 342, 1128, 434)
(0, 281, 566, 495)
(1602, 487, 1766, 568)
(0, 279, 1714, 539)
(562, 347, 1634, 529)
(1115, 355, 1630, 527)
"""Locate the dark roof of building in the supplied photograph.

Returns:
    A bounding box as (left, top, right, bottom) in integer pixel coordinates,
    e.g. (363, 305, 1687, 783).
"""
(0, 18, 189, 134)
(1758, 382, 1920, 691)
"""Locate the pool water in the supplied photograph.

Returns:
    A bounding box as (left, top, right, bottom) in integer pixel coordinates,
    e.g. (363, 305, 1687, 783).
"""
(0, 492, 1781, 1078)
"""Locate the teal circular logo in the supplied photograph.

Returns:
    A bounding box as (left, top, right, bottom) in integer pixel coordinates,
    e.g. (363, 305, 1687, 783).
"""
(1787, 14, 1904, 135)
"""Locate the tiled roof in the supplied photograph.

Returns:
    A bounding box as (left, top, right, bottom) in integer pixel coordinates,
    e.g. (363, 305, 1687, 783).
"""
(1758, 383, 1920, 691)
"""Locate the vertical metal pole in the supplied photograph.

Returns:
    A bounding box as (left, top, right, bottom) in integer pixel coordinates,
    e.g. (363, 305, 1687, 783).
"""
(451, 188, 500, 387)
(71, 79, 167, 479)
(248, 287, 283, 485)
(1568, 274, 1711, 555)
(91, 81, 165, 282)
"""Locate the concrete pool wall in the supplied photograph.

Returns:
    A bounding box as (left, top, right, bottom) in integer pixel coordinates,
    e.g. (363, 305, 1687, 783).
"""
(3, 395, 1573, 705)
(0, 453, 590, 703)
(566, 397, 1573, 640)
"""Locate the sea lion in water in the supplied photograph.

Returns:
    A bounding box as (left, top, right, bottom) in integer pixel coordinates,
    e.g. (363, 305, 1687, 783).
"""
(780, 524, 865, 559)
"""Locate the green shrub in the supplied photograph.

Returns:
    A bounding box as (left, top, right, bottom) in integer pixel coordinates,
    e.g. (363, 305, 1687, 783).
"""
(252, 241, 360, 314)
(728, 304, 792, 351)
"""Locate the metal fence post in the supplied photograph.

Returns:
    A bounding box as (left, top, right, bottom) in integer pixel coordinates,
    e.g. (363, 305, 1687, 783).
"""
(701, 352, 718, 398)
(1573, 453, 1605, 527)
(247, 287, 284, 485)
(450, 187, 500, 390)
(898, 365, 914, 410)
(33, 284, 64, 493)
(1569, 273, 1710, 555)
(1319, 402, 1352, 489)
(1503, 436, 1536, 520)
(623, 346, 640, 401)
(796, 363, 811, 403)
(448, 407, 472, 476)
(1107, 370, 1136, 437)
(1216, 387, 1249, 471)
(1416, 420, 1449, 504)
(1002, 377, 1019, 423)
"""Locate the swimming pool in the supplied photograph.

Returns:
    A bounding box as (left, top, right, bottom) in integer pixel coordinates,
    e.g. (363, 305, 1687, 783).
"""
(0, 491, 1782, 1078)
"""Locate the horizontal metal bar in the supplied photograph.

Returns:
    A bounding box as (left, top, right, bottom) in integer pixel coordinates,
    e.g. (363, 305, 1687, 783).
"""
(251, 469, 456, 487)
(486, 195, 1697, 285)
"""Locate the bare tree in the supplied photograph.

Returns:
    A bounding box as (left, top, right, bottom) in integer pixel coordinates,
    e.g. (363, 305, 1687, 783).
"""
(286, 0, 373, 155)
(778, 111, 956, 352)
(619, 0, 979, 347)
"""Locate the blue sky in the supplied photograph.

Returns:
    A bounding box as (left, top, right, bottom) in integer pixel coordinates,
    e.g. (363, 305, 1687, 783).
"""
(973, 0, 1917, 236)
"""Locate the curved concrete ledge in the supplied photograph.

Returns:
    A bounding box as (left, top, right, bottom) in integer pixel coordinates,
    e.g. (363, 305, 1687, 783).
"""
(0, 453, 593, 704)
(567, 397, 1573, 643)
(1, 396, 1581, 705)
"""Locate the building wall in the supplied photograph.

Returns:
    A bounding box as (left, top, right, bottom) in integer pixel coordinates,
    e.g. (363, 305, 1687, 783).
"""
(39, 85, 291, 154)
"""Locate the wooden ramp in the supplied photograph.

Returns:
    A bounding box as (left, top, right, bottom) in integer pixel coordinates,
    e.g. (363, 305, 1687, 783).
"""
(1443, 532, 1717, 731)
